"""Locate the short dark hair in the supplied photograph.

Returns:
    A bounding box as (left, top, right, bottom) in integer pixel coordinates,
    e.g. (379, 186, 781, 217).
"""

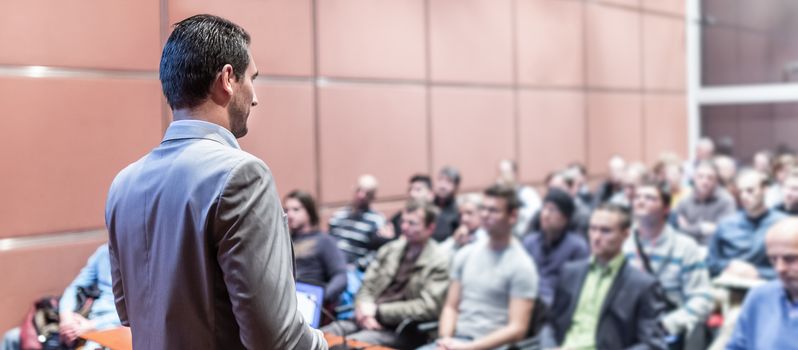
(594, 202, 632, 230)
(285, 190, 320, 227)
(404, 198, 439, 227)
(409, 174, 432, 190)
(638, 179, 672, 208)
(160, 14, 251, 110)
(484, 184, 521, 214)
(439, 166, 462, 187)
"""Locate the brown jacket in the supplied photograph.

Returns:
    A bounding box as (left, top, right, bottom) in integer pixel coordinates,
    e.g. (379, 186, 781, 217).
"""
(355, 238, 450, 327)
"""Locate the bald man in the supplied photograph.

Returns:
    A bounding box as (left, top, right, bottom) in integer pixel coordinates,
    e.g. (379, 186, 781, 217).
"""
(726, 218, 798, 349)
(329, 174, 390, 266)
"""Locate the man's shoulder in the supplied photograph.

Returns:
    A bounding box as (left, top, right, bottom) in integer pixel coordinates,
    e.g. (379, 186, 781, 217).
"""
(745, 280, 783, 303)
(620, 260, 660, 290)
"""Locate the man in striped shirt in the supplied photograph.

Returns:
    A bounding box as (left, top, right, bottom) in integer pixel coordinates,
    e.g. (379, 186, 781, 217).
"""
(329, 174, 390, 267)
(623, 180, 714, 340)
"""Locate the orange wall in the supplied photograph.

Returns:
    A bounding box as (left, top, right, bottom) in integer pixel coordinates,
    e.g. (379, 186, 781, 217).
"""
(0, 0, 688, 331)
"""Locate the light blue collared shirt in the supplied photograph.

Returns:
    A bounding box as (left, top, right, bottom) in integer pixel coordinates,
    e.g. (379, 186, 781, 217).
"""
(727, 280, 798, 349)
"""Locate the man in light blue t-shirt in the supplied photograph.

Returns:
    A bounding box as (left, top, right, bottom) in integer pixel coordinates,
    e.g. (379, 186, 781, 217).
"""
(419, 184, 538, 350)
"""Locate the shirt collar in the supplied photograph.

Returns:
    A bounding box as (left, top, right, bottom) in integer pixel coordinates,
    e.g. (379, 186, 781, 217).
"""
(590, 253, 625, 275)
(162, 120, 241, 150)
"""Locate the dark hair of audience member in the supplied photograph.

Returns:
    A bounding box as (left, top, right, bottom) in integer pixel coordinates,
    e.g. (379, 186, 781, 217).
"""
(595, 202, 633, 230)
(404, 198, 440, 227)
(285, 190, 320, 227)
(484, 184, 521, 214)
(409, 174, 433, 189)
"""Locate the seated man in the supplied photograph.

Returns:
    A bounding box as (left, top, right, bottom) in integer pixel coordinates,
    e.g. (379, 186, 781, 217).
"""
(726, 217, 798, 349)
(323, 199, 449, 349)
(439, 193, 487, 254)
(432, 166, 462, 242)
(329, 174, 391, 267)
(386, 174, 435, 238)
(2, 244, 121, 350)
(523, 188, 589, 306)
(284, 190, 347, 305)
(708, 169, 786, 280)
(624, 181, 714, 341)
(674, 160, 736, 246)
(540, 203, 666, 350)
(775, 167, 798, 216)
(422, 184, 538, 350)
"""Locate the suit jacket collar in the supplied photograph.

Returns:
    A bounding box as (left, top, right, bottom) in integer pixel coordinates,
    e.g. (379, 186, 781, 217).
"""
(162, 120, 241, 150)
(563, 256, 630, 331)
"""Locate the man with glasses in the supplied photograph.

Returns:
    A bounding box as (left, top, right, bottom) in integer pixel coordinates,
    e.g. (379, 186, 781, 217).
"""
(623, 180, 714, 344)
(726, 217, 798, 349)
(540, 203, 667, 349)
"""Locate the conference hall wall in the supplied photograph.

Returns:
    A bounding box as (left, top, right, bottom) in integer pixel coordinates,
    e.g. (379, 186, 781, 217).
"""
(0, 0, 687, 331)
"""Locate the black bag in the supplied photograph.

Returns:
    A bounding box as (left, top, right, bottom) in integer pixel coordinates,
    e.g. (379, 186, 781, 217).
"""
(18, 286, 102, 350)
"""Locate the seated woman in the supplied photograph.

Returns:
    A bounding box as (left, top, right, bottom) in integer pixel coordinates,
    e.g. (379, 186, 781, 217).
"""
(284, 190, 348, 306)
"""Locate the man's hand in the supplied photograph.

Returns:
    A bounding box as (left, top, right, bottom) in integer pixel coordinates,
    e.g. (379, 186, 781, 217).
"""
(436, 337, 469, 350)
(699, 222, 717, 236)
(677, 215, 690, 230)
(452, 225, 472, 247)
(59, 312, 96, 343)
(354, 302, 382, 330)
(378, 223, 396, 239)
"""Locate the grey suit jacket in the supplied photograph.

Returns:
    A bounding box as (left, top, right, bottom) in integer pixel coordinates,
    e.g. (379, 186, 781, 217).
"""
(105, 120, 326, 350)
(539, 258, 666, 350)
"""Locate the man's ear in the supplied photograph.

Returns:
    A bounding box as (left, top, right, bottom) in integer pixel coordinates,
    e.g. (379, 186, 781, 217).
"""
(219, 64, 235, 95)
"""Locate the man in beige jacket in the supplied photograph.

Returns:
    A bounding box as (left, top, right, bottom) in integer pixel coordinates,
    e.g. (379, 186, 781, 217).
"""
(324, 199, 450, 348)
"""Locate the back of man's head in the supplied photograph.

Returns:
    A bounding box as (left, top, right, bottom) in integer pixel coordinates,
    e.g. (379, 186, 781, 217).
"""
(160, 14, 251, 110)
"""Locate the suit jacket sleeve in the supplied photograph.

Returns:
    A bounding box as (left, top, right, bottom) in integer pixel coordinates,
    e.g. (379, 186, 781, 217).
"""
(108, 238, 129, 326)
(627, 281, 667, 350)
(213, 159, 326, 350)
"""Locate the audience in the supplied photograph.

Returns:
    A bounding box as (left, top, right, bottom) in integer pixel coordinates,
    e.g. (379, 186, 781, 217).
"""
(708, 169, 786, 280)
(539, 203, 667, 350)
(674, 160, 737, 246)
(284, 190, 347, 305)
(329, 174, 391, 267)
(324, 199, 449, 349)
(432, 166, 462, 242)
(421, 185, 538, 350)
(2, 245, 121, 350)
(522, 188, 589, 306)
(624, 181, 714, 342)
(21, 137, 798, 349)
(726, 217, 798, 350)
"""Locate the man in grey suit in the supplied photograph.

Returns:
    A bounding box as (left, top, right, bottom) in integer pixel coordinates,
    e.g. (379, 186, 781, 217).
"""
(539, 203, 666, 350)
(105, 14, 327, 349)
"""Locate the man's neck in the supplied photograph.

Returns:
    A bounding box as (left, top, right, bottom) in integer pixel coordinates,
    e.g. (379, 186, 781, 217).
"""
(746, 206, 768, 220)
(488, 232, 512, 250)
(172, 104, 229, 130)
(543, 229, 564, 245)
(594, 253, 619, 267)
(293, 225, 312, 235)
(637, 219, 665, 241)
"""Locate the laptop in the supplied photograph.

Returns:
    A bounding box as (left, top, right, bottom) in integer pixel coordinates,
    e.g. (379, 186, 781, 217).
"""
(296, 281, 325, 328)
